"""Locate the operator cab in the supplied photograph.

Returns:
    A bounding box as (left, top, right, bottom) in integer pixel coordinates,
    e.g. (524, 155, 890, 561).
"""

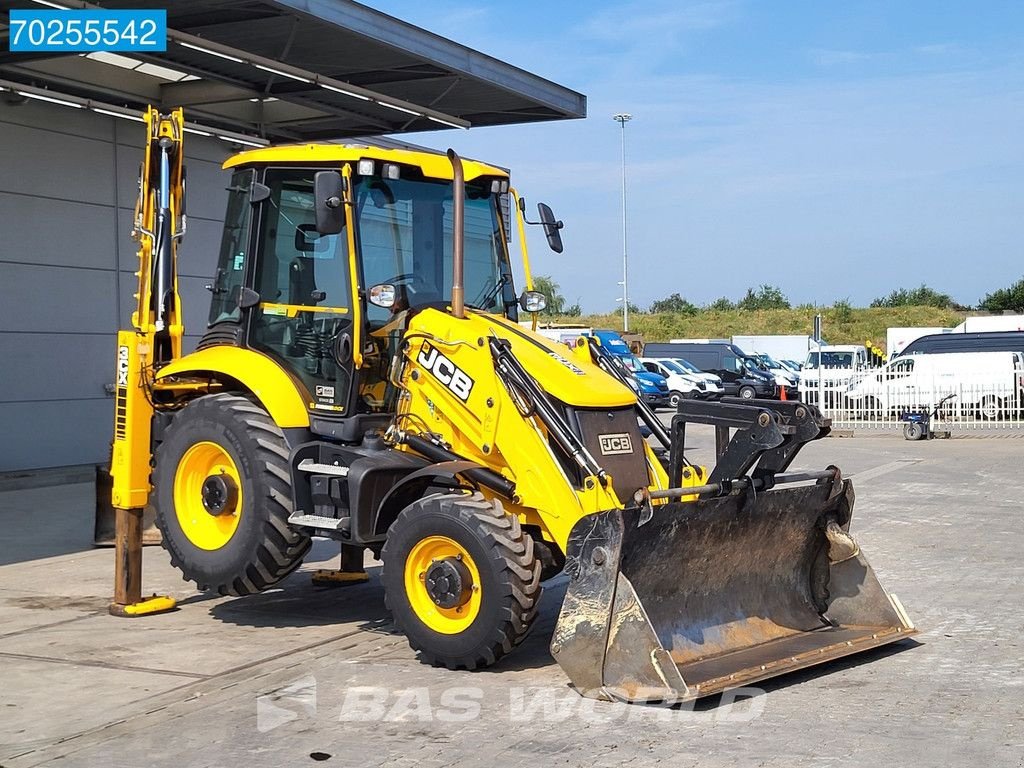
(203, 147, 521, 428)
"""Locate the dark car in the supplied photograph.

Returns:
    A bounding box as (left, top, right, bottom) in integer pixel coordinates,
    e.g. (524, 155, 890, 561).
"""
(644, 343, 776, 399)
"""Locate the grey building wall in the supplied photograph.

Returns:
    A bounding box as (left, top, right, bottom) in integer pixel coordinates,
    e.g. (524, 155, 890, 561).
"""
(0, 99, 230, 472)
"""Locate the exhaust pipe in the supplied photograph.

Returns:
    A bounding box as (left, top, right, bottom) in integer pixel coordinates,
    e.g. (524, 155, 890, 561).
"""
(447, 148, 465, 319)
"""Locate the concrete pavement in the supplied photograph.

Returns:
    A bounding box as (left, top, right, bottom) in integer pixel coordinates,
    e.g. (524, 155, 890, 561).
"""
(1, 430, 1022, 767)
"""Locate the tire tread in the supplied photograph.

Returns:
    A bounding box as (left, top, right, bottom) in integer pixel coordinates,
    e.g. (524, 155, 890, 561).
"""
(153, 393, 310, 596)
(381, 492, 542, 671)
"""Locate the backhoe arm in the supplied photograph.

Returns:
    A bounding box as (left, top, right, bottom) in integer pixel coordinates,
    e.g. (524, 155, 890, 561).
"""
(106, 107, 184, 616)
(110, 108, 185, 520)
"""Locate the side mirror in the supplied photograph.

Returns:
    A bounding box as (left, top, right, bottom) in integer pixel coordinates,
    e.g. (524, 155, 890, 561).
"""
(314, 171, 345, 235)
(368, 283, 397, 309)
(537, 203, 564, 254)
(519, 290, 547, 314)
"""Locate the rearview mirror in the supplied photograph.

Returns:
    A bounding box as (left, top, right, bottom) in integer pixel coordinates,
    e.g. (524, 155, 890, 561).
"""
(519, 290, 547, 314)
(537, 203, 563, 253)
(368, 283, 397, 309)
(294, 223, 327, 253)
(314, 171, 345, 235)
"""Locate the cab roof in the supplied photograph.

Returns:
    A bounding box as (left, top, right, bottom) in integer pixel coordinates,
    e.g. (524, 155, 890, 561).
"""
(223, 144, 508, 182)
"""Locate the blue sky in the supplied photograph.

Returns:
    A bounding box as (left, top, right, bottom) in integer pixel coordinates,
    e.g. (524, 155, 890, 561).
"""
(372, 1, 1024, 312)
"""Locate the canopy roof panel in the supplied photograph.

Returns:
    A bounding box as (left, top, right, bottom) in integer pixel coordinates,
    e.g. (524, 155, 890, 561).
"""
(0, 0, 586, 142)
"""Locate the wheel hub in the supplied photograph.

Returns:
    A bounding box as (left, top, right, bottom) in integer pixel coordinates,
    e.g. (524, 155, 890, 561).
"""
(424, 558, 473, 609)
(201, 473, 238, 516)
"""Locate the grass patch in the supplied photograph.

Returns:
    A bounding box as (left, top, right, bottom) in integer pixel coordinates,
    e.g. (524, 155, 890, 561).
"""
(549, 306, 965, 353)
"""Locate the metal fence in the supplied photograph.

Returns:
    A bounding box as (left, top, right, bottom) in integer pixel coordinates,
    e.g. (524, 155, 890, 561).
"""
(797, 365, 1024, 431)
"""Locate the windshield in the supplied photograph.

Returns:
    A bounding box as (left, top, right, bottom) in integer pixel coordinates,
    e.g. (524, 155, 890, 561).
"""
(661, 360, 688, 375)
(805, 351, 854, 368)
(759, 355, 781, 368)
(621, 355, 644, 373)
(674, 358, 701, 374)
(356, 174, 513, 329)
(743, 356, 768, 373)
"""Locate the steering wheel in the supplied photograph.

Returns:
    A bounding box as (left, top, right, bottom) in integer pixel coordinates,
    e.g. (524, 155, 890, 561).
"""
(384, 272, 441, 306)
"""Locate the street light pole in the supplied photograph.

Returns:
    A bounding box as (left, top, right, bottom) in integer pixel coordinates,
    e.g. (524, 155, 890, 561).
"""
(613, 113, 632, 332)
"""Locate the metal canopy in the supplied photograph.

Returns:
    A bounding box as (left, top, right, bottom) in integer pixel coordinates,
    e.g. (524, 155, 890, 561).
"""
(0, 0, 586, 142)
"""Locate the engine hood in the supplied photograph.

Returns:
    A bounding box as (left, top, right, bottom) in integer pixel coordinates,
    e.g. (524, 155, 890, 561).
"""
(404, 309, 636, 409)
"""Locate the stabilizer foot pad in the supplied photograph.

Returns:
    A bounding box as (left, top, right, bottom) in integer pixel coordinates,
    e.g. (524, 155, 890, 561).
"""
(312, 569, 369, 586)
(109, 595, 177, 617)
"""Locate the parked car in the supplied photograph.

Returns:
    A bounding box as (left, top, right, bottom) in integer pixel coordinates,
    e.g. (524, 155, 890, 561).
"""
(896, 331, 1024, 358)
(644, 343, 776, 399)
(845, 351, 1024, 419)
(801, 344, 870, 406)
(592, 331, 670, 408)
(746, 354, 799, 399)
(640, 358, 721, 406)
(671, 357, 728, 393)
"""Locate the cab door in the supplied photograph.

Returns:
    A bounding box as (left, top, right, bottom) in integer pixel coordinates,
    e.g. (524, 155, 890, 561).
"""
(247, 168, 357, 415)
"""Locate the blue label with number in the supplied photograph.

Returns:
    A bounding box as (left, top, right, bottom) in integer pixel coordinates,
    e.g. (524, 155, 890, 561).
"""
(8, 9, 167, 53)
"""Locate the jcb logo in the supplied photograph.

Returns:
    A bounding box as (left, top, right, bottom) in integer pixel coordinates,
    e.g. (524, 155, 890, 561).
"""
(116, 345, 130, 387)
(598, 433, 633, 456)
(417, 342, 474, 401)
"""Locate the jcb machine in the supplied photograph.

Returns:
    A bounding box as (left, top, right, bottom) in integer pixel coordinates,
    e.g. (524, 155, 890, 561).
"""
(111, 108, 915, 702)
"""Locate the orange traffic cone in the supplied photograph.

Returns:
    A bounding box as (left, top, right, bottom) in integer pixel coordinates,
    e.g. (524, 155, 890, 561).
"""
(779, 385, 787, 401)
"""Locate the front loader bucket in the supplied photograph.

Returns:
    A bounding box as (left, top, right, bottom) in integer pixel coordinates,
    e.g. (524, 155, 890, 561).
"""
(551, 476, 915, 702)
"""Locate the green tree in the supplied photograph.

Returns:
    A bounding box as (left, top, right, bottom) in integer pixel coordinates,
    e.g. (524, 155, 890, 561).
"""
(708, 296, 735, 311)
(649, 292, 698, 315)
(737, 284, 790, 310)
(531, 274, 565, 316)
(611, 301, 643, 315)
(870, 284, 953, 309)
(979, 277, 1024, 312)
(831, 298, 853, 324)
(562, 302, 582, 317)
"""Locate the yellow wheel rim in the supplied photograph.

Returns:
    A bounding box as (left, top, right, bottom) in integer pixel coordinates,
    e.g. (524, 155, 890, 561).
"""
(404, 535, 481, 634)
(173, 441, 243, 551)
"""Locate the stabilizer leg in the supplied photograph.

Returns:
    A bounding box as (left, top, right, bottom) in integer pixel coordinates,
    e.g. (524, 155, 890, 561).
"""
(108, 506, 176, 617)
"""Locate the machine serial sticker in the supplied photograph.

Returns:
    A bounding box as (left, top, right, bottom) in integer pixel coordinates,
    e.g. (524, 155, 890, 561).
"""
(417, 342, 474, 401)
(598, 433, 633, 455)
(315, 385, 335, 399)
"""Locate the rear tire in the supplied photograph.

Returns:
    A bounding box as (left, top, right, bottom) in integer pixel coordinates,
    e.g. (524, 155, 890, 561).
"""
(381, 492, 542, 670)
(153, 393, 310, 596)
(738, 385, 756, 399)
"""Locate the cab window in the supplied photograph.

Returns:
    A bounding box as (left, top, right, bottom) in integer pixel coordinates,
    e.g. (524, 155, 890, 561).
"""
(248, 168, 354, 412)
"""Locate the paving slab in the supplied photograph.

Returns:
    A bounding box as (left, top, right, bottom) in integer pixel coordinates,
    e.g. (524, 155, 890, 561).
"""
(0, 658, 193, 762)
(0, 588, 108, 638)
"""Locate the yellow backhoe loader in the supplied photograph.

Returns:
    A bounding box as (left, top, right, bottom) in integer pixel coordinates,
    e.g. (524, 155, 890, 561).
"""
(110, 108, 915, 702)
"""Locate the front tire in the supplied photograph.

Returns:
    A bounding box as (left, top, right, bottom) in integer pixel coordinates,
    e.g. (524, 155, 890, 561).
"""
(668, 391, 685, 408)
(903, 423, 924, 440)
(153, 393, 310, 596)
(381, 492, 542, 670)
(738, 385, 756, 399)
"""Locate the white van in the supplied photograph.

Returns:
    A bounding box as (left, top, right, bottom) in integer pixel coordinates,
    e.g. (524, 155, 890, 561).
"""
(800, 344, 871, 405)
(641, 358, 724, 406)
(845, 351, 1024, 419)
